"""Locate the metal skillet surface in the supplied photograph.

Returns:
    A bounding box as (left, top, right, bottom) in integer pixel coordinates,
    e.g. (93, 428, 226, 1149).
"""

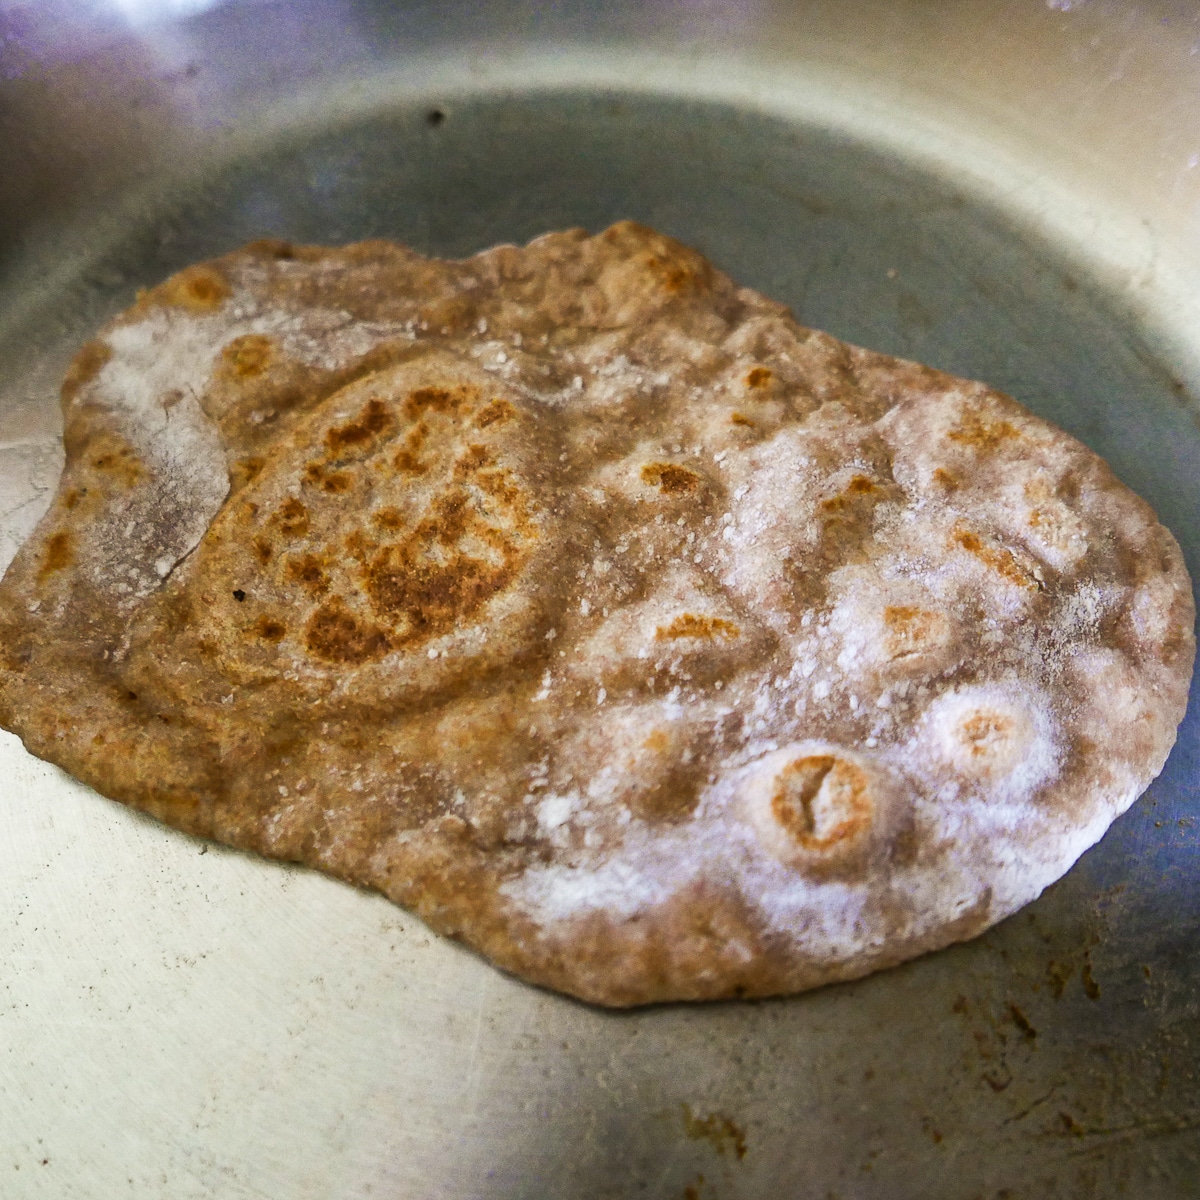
(1, 2, 1199, 1197)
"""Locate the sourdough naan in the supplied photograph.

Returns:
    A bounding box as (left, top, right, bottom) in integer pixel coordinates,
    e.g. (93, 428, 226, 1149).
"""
(0, 223, 1192, 1005)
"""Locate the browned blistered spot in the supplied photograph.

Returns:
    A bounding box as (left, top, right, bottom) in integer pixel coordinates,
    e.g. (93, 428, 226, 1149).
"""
(816, 476, 891, 552)
(745, 366, 772, 389)
(431, 491, 469, 543)
(61, 489, 82, 510)
(304, 599, 391, 665)
(950, 523, 1039, 590)
(362, 479, 532, 648)
(319, 471, 352, 494)
(364, 541, 513, 643)
(372, 507, 407, 533)
(883, 606, 946, 659)
(933, 467, 959, 491)
(642, 461, 701, 495)
(643, 253, 712, 295)
(771, 755, 873, 854)
(89, 436, 145, 489)
(222, 334, 274, 377)
(285, 553, 329, 595)
(473, 397, 517, 428)
(325, 397, 394, 457)
(388, 420, 430, 474)
(959, 711, 1016, 758)
(681, 1105, 747, 1160)
(656, 613, 740, 640)
(816, 482, 864, 516)
(271, 497, 310, 538)
(252, 537, 273, 566)
(730, 411, 756, 427)
(161, 266, 230, 312)
(252, 615, 288, 642)
(821, 477, 880, 519)
(1028, 508, 1068, 539)
(454, 444, 494, 477)
(344, 530, 377, 563)
(642, 730, 671, 753)
(38, 531, 74, 582)
(92, 733, 106, 747)
(947, 408, 1021, 451)
(405, 385, 475, 420)
(392, 450, 427, 474)
(61, 339, 113, 404)
(475, 469, 523, 505)
(231, 457, 265, 490)
(785, 471, 898, 608)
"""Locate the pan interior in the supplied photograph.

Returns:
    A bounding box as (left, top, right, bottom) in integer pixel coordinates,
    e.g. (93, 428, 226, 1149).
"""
(1, 86, 1198, 1199)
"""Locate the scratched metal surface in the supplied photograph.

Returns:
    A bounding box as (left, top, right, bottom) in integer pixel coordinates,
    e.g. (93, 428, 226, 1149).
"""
(1, 3, 1199, 1198)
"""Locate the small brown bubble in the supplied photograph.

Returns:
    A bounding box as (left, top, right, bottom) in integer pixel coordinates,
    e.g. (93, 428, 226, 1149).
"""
(232, 457, 265, 490)
(641, 461, 700, 494)
(392, 450, 427, 474)
(162, 266, 230, 312)
(950, 523, 1039, 590)
(372, 507, 407, 532)
(655, 613, 740, 640)
(87, 436, 145, 488)
(643, 252, 711, 295)
(946, 408, 1020, 450)
(223, 334, 273, 377)
(37, 531, 74, 582)
(319, 471, 353, 494)
(882, 606, 947, 660)
(325, 398, 394, 457)
(771, 755, 873, 854)
(405, 385, 472, 420)
(253, 616, 287, 642)
(304, 599, 391, 665)
(271, 498, 310, 538)
(285, 553, 329, 595)
(473, 397, 517, 428)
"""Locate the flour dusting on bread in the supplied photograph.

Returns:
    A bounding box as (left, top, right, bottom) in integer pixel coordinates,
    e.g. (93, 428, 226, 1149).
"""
(0, 223, 1191, 1005)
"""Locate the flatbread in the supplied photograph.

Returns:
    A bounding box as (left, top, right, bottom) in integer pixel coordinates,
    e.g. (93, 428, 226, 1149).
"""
(0, 222, 1192, 1006)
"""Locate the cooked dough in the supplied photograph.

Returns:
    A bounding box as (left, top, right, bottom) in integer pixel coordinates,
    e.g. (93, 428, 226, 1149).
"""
(0, 222, 1192, 1005)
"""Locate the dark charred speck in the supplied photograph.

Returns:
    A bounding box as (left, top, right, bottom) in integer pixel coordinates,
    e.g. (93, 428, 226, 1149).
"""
(426, 108, 446, 127)
(232, 589, 246, 602)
